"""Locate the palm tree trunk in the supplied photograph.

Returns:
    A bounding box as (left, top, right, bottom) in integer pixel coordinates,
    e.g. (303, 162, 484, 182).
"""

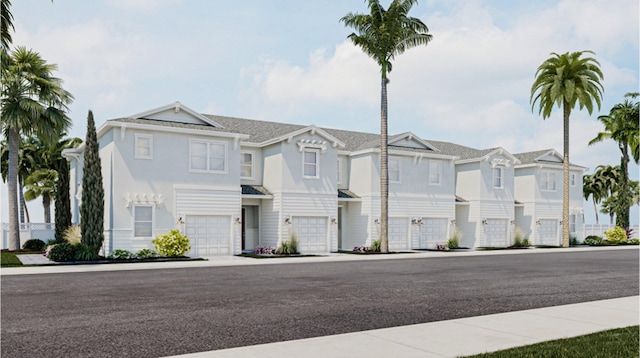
(616, 143, 630, 227)
(43, 196, 51, 223)
(19, 179, 30, 223)
(7, 127, 21, 250)
(380, 74, 389, 253)
(592, 198, 599, 225)
(562, 100, 570, 247)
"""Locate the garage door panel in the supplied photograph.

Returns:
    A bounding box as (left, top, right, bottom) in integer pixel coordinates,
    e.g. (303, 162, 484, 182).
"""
(485, 219, 508, 247)
(293, 217, 327, 253)
(186, 215, 231, 256)
(388, 218, 409, 250)
(538, 219, 558, 246)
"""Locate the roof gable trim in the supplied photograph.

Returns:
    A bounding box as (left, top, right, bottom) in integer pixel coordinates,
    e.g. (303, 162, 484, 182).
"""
(129, 101, 224, 128)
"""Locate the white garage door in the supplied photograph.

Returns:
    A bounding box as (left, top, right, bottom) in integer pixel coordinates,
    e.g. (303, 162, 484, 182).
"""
(185, 215, 231, 256)
(389, 218, 409, 250)
(485, 219, 508, 247)
(538, 219, 558, 246)
(292, 217, 327, 253)
(420, 218, 448, 249)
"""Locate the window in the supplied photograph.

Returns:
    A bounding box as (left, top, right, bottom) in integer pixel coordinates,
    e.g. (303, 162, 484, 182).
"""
(429, 160, 442, 185)
(241, 152, 253, 179)
(133, 205, 153, 238)
(337, 158, 342, 184)
(389, 157, 401, 183)
(569, 214, 576, 233)
(189, 140, 227, 173)
(303, 150, 319, 178)
(541, 171, 556, 191)
(570, 173, 576, 187)
(135, 134, 153, 159)
(493, 167, 503, 189)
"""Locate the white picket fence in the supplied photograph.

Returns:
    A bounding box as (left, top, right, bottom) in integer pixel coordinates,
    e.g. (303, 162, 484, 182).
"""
(581, 224, 639, 239)
(1, 222, 56, 249)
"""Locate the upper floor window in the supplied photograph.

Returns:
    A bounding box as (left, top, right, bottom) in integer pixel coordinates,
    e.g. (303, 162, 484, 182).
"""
(541, 171, 556, 191)
(429, 160, 442, 185)
(493, 167, 504, 189)
(389, 157, 401, 183)
(135, 134, 153, 159)
(241, 152, 253, 179)
(570, 173, 576, 187)
(133, 205, 153, 238)
(303, 149, 319, 178)
(337, 158, 343, 184)
(189, 139, 227, 173)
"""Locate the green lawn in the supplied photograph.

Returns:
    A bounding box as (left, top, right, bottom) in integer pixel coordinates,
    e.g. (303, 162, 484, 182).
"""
(463, 326, 639, 358)
(1, 251, 24, 267)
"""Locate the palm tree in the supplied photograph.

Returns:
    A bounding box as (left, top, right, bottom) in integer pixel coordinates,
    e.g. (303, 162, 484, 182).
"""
(1, 0, 13, 51)
(341, 0, 432, 252)
(1, 136, 40, 223)
(589, 93, 640, 227)
(530, 51, 604, 247)
(583, 172, 605, 225)
(24, 168, 58, 223)
(1, 46, 73, 250)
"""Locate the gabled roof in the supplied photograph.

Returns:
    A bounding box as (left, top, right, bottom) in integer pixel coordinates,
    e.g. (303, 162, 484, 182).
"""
(426, 141, 520, 164)
(130, 101, 224, 128)
(338, 189, 360, 199)
(513, 149, 588, 171)
(387, 132, 440, 151)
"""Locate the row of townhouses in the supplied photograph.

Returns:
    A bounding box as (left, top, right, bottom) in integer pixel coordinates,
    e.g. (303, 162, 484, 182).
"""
(62, 102, 586, 256)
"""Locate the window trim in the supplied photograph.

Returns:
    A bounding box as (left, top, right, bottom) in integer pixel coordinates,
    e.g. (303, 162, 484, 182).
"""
(302, 149, 320, 179)
(428, 159, 442, 186)
(188, 139, 228, 174)
(493, 166, 504, 189)
(134, 134, 153, 160)
(337, 157, 343, 185)
(389, 157, 401, 184)
(540, 171, 557, 192)
(132, 205, 154, 239)
(240, 151, 255, 179)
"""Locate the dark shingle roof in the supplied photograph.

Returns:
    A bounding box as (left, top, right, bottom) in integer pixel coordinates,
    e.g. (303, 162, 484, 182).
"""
(427, 140, 499, 161)
(338, 189, 360, 199)
(241, 185, 272, 196)
(513, 150, 556, 165)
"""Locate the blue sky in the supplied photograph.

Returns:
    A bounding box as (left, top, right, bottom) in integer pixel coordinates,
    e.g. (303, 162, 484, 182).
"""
(2, 0, 639, 224)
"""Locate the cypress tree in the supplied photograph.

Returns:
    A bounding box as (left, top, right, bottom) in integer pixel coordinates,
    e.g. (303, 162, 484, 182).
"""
(80, 111, 104, 253)
(54, 158, 72, 241)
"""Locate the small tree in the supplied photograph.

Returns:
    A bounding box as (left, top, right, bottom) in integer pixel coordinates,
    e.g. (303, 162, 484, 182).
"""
(80, 111, 104, 254)
(55, 158, 72, 240)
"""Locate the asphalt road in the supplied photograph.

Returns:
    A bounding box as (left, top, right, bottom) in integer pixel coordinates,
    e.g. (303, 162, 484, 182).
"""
(2, 249, 638, 358)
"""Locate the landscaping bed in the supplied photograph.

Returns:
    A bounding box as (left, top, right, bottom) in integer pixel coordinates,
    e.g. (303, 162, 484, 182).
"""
(237, 253, 321, 259)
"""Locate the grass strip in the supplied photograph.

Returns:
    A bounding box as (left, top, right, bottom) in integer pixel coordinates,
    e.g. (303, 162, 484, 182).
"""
(463, 326, 639, 358)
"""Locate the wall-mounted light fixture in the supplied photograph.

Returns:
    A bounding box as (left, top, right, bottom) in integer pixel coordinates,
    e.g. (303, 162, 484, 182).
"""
(331, 217, 337, 225)
(510, 220, 515, 225)
(176, 216, 184, 225)
(234, 215, 242, 224)
(284, 215, 291, 225)
(535, 220, 541, 225)
(450, 219, 456, 225)
(481, 219, 488, 225)
(374, 218, 380, 225)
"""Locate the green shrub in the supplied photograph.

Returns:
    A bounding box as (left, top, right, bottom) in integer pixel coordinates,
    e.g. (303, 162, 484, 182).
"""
(604, 226, 627, 243)
(570, 234, 580, 246)
(75, 244, 100, 261)
(512, 226, 528, 247)
(63, 225, 82, 245)
(447, 226, 462, 249)
(522, 238, 531, 247)
(583, 235, 604, 245)
(624, 238, 639, 245)
(135, 248, 158, 259)
(152, 230, 191, 257)
(109, 249, 135, 260)
(371, 239, 381, 252)
(22, 239, 46, 251)
(276, 232, 299, 255)
(47, 243, 78, 262)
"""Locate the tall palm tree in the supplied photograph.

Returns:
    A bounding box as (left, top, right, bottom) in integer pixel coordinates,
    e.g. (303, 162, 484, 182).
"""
(589, 93, 640, 227)
(530, 51, 604, 247)
(1, 136, 40, 223)
(24, 168, 58, 223)
(341, 0, 432, 252)
(1, 46, 73, 250)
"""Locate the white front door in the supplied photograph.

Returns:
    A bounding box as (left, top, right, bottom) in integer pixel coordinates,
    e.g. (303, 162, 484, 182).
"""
(420, 218, 448, 249)
(485, 219, 509, 247)
(185, 215, 231, 256)
(388, 218, 409, 250)
(538, 219, 558, 246)
(292, 217, 327, 253)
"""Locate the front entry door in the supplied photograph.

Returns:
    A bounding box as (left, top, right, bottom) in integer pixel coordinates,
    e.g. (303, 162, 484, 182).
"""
(241, 208, 246, 250)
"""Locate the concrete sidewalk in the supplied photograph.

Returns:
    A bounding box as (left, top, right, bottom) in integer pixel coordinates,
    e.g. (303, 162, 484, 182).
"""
(3, 245, 637, 276)
(169, 296, 639, 358)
